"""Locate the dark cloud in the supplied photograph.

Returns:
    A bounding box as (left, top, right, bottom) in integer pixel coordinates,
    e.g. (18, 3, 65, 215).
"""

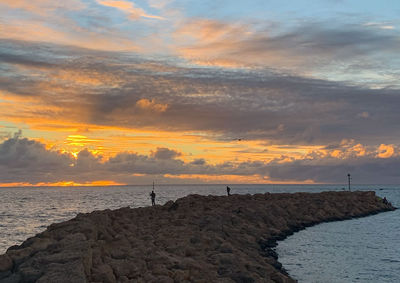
(263, 23, 400, 61)
(151, 147, 182, 160)
(177, 19, 400, 76)
(191, 158, 206, 165)
(0, 137, 73, 183)
(1, 137, 400, 184)
(106, 152, 188, 175)
(0, 52, 55, 69)
(1, 37, 400, 146)
(0, 137, 210, 184)
(266, 156, 400, 184)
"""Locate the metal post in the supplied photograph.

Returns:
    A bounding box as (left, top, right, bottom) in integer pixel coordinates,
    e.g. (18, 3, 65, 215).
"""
(347, 173, 351, 191)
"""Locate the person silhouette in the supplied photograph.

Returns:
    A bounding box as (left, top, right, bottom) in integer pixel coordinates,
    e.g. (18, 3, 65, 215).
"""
(150, 190, 156, 206)
(226, 186, 231, 196)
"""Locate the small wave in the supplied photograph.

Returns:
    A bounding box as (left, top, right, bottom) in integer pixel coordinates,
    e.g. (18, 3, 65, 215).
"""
(381, 258, 400, 263)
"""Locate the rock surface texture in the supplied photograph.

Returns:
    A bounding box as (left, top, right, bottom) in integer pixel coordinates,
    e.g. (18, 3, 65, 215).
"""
(0, 191, 395, 283)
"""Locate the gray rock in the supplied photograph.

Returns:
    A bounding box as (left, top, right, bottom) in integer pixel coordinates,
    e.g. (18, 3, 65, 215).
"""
(0, 191, 394, 282)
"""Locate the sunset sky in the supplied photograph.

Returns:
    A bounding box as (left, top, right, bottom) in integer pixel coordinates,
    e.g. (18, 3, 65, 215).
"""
(1, 0, 400, 186)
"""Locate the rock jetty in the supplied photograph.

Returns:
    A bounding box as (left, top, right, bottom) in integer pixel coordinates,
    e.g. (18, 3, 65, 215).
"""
(0, 191, 395, 283)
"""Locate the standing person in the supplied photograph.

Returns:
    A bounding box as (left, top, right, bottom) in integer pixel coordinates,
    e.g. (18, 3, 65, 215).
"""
(150, 190, 156, 206)
(226, 186, 231, 196)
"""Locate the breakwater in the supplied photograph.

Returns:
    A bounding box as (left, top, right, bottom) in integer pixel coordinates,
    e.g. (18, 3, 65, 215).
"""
(0, 191, 395, 283)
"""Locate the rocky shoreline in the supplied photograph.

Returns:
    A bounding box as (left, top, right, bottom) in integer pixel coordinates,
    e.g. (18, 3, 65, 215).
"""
(0, 191, 395, 283)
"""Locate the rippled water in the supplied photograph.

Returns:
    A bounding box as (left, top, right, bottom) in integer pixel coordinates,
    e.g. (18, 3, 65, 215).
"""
(0, 184, 398, 282)
(276, 187, 400, 283)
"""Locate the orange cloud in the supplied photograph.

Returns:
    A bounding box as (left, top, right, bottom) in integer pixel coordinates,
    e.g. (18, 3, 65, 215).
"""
(176, 19, 248, 43)
(1, 0, 85, 16)
(136, 98, 168, 112)
(0, 19, 139, 52)
(377, 144, 395, 158)
(0, 94, 327, 170)
(52, 70, 121, 87)
(330, 150, 342, 158)
(328, 143, 366, 159)
(351, 143, 367, 157)
(1, 1, 140, 52)
(173, 19, 294, 68)
(174, 19, 250, 67)
(97, 0, 163, 20)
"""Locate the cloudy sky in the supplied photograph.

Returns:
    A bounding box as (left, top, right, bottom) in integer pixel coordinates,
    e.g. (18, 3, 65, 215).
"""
(1, 0, 400, 186)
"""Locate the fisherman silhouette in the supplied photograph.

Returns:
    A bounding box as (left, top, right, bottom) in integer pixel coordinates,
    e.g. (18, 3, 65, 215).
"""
(150, 190, 156, 206)
(226, 186, 231, 196)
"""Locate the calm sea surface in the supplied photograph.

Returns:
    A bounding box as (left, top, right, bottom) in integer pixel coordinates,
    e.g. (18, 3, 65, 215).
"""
(0, 184, 398, 282)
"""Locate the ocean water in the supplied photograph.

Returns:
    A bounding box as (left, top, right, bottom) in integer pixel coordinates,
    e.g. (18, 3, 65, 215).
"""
(0, 184, 398, 282)
(275, 186, 400, 283)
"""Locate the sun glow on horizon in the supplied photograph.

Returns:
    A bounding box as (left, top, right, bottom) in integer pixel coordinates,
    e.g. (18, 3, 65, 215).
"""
(0, 180, 125, 188)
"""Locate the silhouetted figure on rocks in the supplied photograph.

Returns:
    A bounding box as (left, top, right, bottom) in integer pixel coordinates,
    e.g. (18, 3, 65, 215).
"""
(150, 190, 156, 206)
(383, 197, 388, 205)
(226, 186, 231, 196)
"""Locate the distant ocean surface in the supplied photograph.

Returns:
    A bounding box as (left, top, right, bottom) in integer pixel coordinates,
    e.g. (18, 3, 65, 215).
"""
(0, 184, 398, 282)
